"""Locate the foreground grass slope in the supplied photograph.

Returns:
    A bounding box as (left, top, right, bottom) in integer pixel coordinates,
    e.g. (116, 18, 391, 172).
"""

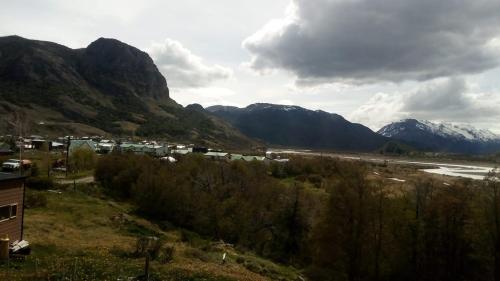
(0, 185, 301, 281)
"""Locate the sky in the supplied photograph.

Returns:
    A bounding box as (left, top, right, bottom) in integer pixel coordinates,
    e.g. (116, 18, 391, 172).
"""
(1, 0, 500, 133)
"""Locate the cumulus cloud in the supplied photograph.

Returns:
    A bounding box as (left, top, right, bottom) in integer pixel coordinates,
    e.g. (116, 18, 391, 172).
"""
(349, 92, 406, 130)
(244, 0, 500, 85)
(148, 39, 233, 88)
(350, 77, 500, 131)
(170, 87, 240, 108)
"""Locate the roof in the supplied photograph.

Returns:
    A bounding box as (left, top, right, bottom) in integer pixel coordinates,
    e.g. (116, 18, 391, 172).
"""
(205, 152, 228, 157)
(69, 140, 97, 152)
(173, 149, 191, 155)
(242, 156, 266, 161)
(230, 154, 244, 160)
(98, 143, 114, 147)
(0, 172, 26, 182)
(230, 154, 265, 161)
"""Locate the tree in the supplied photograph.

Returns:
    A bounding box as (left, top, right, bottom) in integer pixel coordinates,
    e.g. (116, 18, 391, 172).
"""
(482, 170, 500, 281)
(311, 162, 374, 281)
(70, 148, 97, 172)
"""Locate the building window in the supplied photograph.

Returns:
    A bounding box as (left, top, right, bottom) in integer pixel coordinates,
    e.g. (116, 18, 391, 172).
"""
(0, 204, 18, 222)
(0, 205, 9, 222)
(10, 204, 17, 218)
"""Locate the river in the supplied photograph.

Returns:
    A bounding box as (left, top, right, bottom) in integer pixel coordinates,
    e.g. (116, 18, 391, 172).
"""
(267, 149, 498, 180)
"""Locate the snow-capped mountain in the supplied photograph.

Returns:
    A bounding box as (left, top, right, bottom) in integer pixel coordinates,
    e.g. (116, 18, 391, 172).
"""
(378, 119, 500, 154)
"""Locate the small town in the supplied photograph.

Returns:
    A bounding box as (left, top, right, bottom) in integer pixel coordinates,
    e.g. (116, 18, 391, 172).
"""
(0, 134, 290, 173)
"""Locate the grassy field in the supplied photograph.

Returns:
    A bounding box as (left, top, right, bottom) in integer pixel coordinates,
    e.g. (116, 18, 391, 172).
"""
(0, 184, 302, 281)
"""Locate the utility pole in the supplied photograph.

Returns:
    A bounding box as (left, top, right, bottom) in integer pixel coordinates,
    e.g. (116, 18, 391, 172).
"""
(65, 136, 70, 178)
(18, 123, 24, 176)
(19, 137, 23, 176)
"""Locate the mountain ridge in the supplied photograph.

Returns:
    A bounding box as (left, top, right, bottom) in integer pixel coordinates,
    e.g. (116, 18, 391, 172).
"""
(207, 103, 389, 152)
(0, 35, 256, 148)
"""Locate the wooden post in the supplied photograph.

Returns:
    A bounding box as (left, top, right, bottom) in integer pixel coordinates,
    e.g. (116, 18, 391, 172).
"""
(73, 258, 77, 281)
(144, 253, 150, 281)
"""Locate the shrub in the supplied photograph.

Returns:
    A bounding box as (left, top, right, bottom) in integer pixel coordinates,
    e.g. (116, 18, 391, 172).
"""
(135, 236, 165, 260)
(184, 248, 211, 262)
(159, 245, 175, 264)
(25, 191, 48, 208)
(30, 162, 40, 177)
(244, 261, 263, 273)
(70, 148, 97, 172)
(26, 176, 54, 190)
(308, 174, 323, 188)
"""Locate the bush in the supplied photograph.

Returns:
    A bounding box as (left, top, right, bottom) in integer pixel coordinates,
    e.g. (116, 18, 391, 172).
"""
(25, 191, 48, 208)
(26, 176, 54, 190)
(180, 230, 207, 248)
(30, 163, 40, 177)
(135, 236, 165, 260)
(70, 148, 97, 172)
(244, 261, 263, 273)
(308, 174, 323, 188)
(183, 248, 211, 262)
(159, 245, 175, 264)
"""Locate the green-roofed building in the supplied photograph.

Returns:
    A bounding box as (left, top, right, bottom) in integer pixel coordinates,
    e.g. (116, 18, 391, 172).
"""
(69, 140, 97, 154)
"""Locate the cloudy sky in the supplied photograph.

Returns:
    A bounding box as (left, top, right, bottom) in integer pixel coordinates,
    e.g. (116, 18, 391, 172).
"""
(2, 0, 500, 133)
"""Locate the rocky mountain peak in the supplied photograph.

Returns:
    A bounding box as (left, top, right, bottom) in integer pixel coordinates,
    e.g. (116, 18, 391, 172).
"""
(81, 37, 169, 99)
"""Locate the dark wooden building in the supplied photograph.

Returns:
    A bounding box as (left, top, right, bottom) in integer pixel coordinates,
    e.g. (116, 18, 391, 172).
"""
(0, 173, 26, 244)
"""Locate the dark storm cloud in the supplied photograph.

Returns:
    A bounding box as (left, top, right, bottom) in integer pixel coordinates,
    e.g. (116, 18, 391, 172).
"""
(244, 0, 500, 84)
(403, 77, 500, 121)
(351, 77, 500, 130)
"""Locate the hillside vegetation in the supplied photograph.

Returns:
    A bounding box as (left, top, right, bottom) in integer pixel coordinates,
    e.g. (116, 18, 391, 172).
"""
(94, 154, 500, 281)
(0, 184, 301, 281)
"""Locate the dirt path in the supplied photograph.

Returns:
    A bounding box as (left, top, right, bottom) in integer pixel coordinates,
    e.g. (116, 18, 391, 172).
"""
(56, 176, 95, 185)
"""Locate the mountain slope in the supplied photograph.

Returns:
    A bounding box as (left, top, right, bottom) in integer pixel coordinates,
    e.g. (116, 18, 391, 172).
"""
(207, 103, 389, 151)
(378, 119, 500, 154)
(0, 35, 255, 148)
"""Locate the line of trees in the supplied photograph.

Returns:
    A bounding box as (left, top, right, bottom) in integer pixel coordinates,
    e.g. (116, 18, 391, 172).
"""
(95, 153, 500, 281)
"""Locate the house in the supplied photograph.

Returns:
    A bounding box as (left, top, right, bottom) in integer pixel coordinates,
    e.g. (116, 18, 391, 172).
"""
(0, 143, 13, 156)
(118, 143, 140, 154)
(204, 152, 229, 161)
(69, 140, 97, 154)
(31, 138, 47, 150)
(230, 154, 266, 162)
(230, 154, 244, 161)
(0, 173, 26, 245)
(96, 142, 115, 154)
(242, 155, 266, 162)
(171, 146, 192, 155)
(50, 141, 64, 151)
(119, 143, 168, 157)
(192, 146, 209, 154)
(143, 145, 168, 157)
